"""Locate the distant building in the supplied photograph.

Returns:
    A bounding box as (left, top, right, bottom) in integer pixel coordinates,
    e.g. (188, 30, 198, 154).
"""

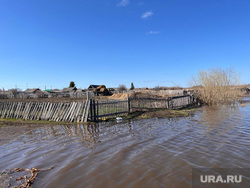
(24, 88, 42, 94)
(24, 88, 43, 98)
(62, 87, 77, 93)
(88, 85, 109, 96)
(88, 85, 100, 90)
(0, 91, 14, 99)
(108, 88, 115, 91)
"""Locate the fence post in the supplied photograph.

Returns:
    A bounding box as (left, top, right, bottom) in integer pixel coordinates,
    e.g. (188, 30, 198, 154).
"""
(96, 101, 99, 121)
(87, 91, 90, 100)
(127, 93, 130, 113)
(170, 97, 173, 109)
(90, 99, 93, 121)
(93, 99, 96, 122)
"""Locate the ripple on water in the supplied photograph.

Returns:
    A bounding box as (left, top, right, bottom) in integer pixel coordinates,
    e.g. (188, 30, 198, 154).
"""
(0, 103, 250, 187)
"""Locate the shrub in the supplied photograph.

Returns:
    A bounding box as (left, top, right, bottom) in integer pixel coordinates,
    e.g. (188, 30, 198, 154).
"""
(118, 84, 127, 91)
(191, 68, 242, 105)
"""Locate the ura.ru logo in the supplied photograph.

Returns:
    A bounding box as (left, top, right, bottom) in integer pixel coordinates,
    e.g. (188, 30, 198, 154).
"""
(200, 175, 242, 183)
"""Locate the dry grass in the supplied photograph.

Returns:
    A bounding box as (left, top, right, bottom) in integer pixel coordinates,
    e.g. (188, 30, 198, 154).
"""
(191, 68, 243, 105)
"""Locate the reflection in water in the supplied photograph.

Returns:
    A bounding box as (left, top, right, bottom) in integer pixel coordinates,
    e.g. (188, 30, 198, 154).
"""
(31, 124, 101, 149)
(0, 102, 250, 188)
(199, 105, 240, 126)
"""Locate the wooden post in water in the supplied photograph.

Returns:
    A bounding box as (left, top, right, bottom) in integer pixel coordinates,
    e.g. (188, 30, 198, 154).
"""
(93, 99, 96, 122)
(127, 93, 130, 113)
(96, 101, 99, 121)
(90, 99, 93, 121)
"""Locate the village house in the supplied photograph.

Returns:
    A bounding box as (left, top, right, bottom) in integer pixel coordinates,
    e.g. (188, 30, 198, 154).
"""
(60, 87, 77, 97)
(24, 88, 44, 98)
(88, 85, 109, 96)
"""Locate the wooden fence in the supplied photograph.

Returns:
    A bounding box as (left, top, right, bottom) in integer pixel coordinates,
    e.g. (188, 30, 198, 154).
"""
(88, 99, 129, 121)
(0, 95, 195, 122)
(130, 95, 195, 110)
(0, 102, 89, 122)
(0, 99, 129, 123)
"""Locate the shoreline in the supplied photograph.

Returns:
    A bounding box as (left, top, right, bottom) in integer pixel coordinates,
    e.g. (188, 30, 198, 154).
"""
(0, 107, 198, 146)
(120, 107, 198, 120)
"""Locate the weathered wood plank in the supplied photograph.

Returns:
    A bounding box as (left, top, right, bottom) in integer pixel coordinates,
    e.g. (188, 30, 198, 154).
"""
(81, 101, 87, 122)
(84, 100, 90, 122)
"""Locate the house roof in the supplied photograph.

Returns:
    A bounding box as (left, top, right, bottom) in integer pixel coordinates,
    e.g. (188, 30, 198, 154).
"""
(24, 88, 41, 93)
(62, 87, 77, 92)
(88, 85, 101, 89)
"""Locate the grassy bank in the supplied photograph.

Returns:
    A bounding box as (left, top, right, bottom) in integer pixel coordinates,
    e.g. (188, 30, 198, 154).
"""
(114, 107, 198, 121)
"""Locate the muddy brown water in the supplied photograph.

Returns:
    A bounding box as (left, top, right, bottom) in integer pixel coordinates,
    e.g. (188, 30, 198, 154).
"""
(0, 99, 250, 188)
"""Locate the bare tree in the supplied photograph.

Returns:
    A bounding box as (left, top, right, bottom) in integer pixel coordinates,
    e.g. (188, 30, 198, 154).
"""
(118, 84, 127, 91)
(154, 86, 161, 91)
(191, 68, 242, 105)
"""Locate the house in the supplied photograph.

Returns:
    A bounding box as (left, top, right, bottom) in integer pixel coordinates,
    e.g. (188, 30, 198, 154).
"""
(88, 85, 100, 91)
(88, 85, 109, 96)
(62, 87, 77, 93)
(60, 87, 77, 98)
(107, 88, 115, 95)
(24, 88, 42, 94)
(43, 89, 62, 98)
(0, 91, 14, 99)
(108, 88, 115, 91)
(24, 88, 43, 98)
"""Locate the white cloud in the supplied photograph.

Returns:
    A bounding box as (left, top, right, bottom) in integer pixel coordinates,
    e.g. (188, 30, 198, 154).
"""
(117, 0, 130, 7)
(147, 31, 159, 35)
(141, 11, 153, 19)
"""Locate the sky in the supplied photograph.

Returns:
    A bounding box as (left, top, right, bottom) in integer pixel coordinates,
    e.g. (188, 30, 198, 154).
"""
(0, 0, 249, 90)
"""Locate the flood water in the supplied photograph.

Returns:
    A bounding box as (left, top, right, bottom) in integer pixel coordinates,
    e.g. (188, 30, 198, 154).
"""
(0, 99, 250, 188)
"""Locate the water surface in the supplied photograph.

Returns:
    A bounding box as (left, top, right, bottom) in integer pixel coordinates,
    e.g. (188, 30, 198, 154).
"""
(0, 100, 250, 187)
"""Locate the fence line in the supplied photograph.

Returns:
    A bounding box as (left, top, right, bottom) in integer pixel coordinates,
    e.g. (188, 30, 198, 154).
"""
(130, 95, 195, 110)
(93, 99, 129, 120)
(0, 95, 196, 122)
(0, 101, 88, 122)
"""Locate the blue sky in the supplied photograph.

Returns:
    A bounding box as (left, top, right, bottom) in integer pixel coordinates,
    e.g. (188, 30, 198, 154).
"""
(0, 0, 249, 90)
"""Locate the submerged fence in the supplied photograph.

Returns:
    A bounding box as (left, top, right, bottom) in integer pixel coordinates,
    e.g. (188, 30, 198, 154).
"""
(0, 95, 196, 122)
(131, 95, 195, 110)
(0, 102, 88, 122)
(0, 100, 129, 123)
